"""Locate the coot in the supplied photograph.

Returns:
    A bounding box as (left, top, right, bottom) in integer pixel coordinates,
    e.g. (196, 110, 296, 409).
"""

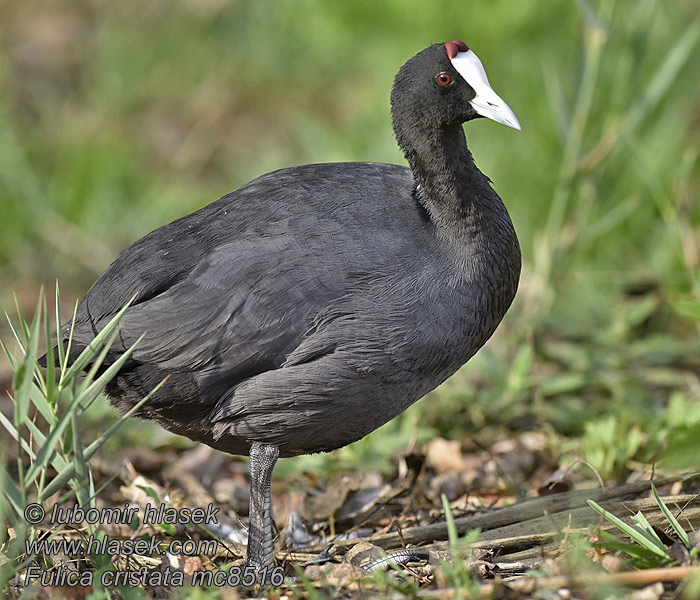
(53, 40, 521, 571)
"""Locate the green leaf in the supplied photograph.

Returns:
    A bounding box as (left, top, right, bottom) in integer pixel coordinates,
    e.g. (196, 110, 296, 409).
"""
(22, 417, 68, 473)
(12, 364, 26, 398)
(541, 59, 570, 143)
(73, 333, 144, 413)
(23, 390, 82, 488)
(136, 485, 161, 504)
(0, 460, 24, 518)
(441, 493, 459, 548)
(598, 531, 666, 565)
(652, 484, 690, 549)
(54, 281, 65, 367)
(674, 299, 700, 323)
(43, 296, 56, 406)
(0, 407, 37, 461)
(540, 372, 586, 396)
(619, 20, 700, 144)
(61, 296, 136, 383)
(72, 411, 90, 509)
(587, 499, 670, 559)
(59, 300, 79, 374)
(5, 310, 26, 355)
(26, 374, 57, 427)
(14, 298, 43, 428)
(506, 344, 532, 391)
(630, 510, 667, 550)
(1, 338, 17, 370)
(75, 326, 123, 399)
(661, 425, 700, 469)
(39, 377, 167, 501)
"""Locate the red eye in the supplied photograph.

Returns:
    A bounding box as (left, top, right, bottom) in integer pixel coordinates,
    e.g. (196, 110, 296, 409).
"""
(437, 72, 452, 86)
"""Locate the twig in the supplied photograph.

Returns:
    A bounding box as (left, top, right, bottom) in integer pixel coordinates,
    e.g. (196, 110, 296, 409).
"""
(494, 566, 700, 595)
(300, 477, 695, 553)
(393, 566, 700, 599)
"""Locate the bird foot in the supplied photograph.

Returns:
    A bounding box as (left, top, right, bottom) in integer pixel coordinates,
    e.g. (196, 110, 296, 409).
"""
(242, 557, 277, 586)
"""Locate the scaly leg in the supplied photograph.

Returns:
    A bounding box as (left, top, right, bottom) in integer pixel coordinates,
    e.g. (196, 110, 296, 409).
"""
(245, 442, 279, 572)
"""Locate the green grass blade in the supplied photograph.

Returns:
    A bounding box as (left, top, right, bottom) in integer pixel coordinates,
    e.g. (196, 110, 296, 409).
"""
(673, 300, 700, 323)
(582, 18, 700, 170)
(1, 338, 17, 370)
(39, 377, 167, 501)
(75, 326, 127, 401)
(82, 377, 166, 458)
(13, 294, 31, 341)
(0, 460, 24, 518)
(72, 411, 90, 509)
(0, 410, 37, 460)
(59, 300, 79, 376)
(541, 60, 570, 142)
(619, 20, 700, 142)
(28, 381, 57, 427)
(23, 392, 81, 487)
(88, 469, 96, 508)
(602, 543, 665, 567)
(74, 334, 144, 413)
(3, 313, 25, 355)
(652, 484, 691, 548)
(14, 299, 43, 428)
(587, 499, 670, 558)
(43, 296, 56, 405)
(21, 414, 69, 474)
(54, 281, 65, 367)
(61, 296, 136, 382)
(5, 312, 26, 356)
(575, 0, 606, 33)
(441, 493, 459, 548)
(631, 510, 667, 549)
(598, 531, 666, 564)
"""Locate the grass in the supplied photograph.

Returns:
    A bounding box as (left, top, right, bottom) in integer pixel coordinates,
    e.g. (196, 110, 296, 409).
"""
(1, 0, 700, 596)
(1, 0, 698, 490)
(1, 0, 694, 479)
(588, 484, 698, 568)
(0, 286, 165, 594)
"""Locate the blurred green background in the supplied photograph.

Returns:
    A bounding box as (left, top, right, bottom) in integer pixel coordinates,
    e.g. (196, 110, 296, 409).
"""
(1, 0, 699, 479)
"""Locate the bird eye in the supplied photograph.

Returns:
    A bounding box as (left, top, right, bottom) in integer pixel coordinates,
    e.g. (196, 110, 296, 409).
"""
(437, 72, 452, 86)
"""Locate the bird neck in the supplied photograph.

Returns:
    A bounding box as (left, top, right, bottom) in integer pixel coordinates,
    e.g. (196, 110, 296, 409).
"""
(396, 122, 499, 235)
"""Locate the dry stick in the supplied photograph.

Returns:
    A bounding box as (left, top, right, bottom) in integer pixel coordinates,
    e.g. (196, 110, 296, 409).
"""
(474, 494, 700, 544)
(488, 542, 559, 564)
(301, 477, 695, 553)
(399, 566, 700, 599)
(486, 566, 700, 596)
(416, 532, 559, 555)
(384, 495, 700, 559)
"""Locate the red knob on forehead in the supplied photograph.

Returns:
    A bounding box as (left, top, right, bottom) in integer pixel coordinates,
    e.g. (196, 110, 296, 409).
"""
(444, 40, 469, 59)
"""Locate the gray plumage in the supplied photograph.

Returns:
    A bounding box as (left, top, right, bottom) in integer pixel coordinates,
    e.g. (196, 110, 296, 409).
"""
(68, 157, 518, 455)
(51, 42, 521, 571)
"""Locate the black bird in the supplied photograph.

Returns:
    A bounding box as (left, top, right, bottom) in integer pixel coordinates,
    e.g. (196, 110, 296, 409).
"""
(51, 40, 521, 571)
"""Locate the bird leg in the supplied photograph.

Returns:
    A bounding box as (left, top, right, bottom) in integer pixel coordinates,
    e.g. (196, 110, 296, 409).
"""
(245, 442, 280, 573)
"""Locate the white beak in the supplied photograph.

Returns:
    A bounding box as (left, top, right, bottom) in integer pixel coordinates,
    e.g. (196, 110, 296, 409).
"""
(451, 50, 521, 131)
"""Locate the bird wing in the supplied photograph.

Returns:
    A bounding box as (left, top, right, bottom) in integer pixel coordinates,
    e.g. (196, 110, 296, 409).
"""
(63, 162, 419, 390)
(67, 222, 351, 385)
